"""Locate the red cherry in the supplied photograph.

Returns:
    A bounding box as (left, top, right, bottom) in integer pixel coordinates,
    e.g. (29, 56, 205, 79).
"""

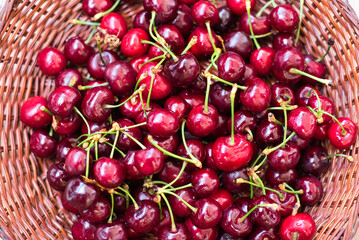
(100, 12, 127, 39)
(104, 61, 136, 97)
(72, 217, 96, 240)
(87, 50, 118, 79)
(20, 96, 52, 128)
(134, 147, 165, 175)
(37, 47, 67, 76)
(171, 3, 194, 37)
(143, 0, 179, 23)
(224, 31, 253, 59)
(55, 69, 83, 88)
(47, 86, 82, 118)
(295, 85, 321, 107)
(157, 25, 185, 53)
(270, 4, 299, 33)
(210, 188, 234, 210)
(93, 157, 126, 188)
(189, 27, 219, 58)
(218, 51, 245, 83)
(157, 223, 191, 240)
(240, 77, 271, 113)
(169, 188, 196, 217)
(184, 218, 219, 240)
(250, 47, 276, 76)
(226, 0, 256, 16)
(238, 12, 271, 35)
(120, 28, 149, 58)
(328, 117, 357, 149)
(273, 47, 305, 84)
(192, 1, 219, 26)
(64, 37, 93, 66)
(295, 175, 323, 206)
(308, 95, 334, 125)
(125, 200, 160, 233)
(220, 207, 253, 237)
(273, 33, 303, 51)
(191, 168, 220, 197)
(222, 168, 249, 193)
(186, 104, 219, 137)
(191, 198, 223, 229)
(288, 107, 317, 139)
(147, 108, 179, 138)
(82, 0, 113, 17)
(279, 213, 316, 240)
(81, 196, 111, 223)
(129, 55, 150, 73)
(266, 168, 298, 186)
(30, 130, 57, 158)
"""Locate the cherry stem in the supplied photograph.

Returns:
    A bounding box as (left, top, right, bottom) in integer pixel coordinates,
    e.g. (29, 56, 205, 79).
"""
(204, 76, 211, 114)
(120, 130, 146, 149)
(240, 203, 279, 222)
(140, 53, 166, 68)
(141, 40, 167, 54)
(97, 40, 105, 64)
(161, 193, 177, 232)
(294, 0, 304, 45)
(312, 107, 347, 135)
(85, 26, 97, 44)
(83, 76, 95, 81)
(147, 135, 202, 167)
(208, 74, 248, 90)
(280, 183, 301, 215)
(181, 36, 198, 55)
(309, 89, 322, 113)
(250, 31, 276, 39)
(230, 84, 238, 145)
(110, 130, 119, 158)
(162, 190, 197, 213)
(282, 104, 288, 143)
(138, 91, 148, 118)
(40, 106, 55, 116)
(49, 127, 54, 137)
(249, 176, 254, 199)
(78, 82, 109, 90)
(251, 154, 263, 168)
(289, 68, 333, 86)
(166, 183, 192, 192)
(117, 186, 139, 209)
(246, 128, 253, 142)
(292, 233, 299, 240)
(251, 170, 266, 195)
(92, 0, 121, 21)
(263, 132, 296, 155)
(108, 193, 115, 223)
(268, 112, 284, 126)
(236, 177, 283, 199)
(271, 0, 277, 7)
(246, 0, 260, 49)
(73, 106, 90, 135)
(205, 21, 217, 52)
(267, 106, 298, 111)
(162, 161, 187, 191)
(85, 141, 95, 178)
(71, 19, 100, 26)
(204, 48, 221, 72)
(94, 141, 99, 160)
(104, 141, 126, 157)
(181, 121, 202, 166)
(147, 58, 166, 109)
(211, 0, 217, 7)
(324, 154, 354, 162)
(317, 39, 335, 62)
(105, 85, 145, 108)
(253, 155, 267, 170)
(256, 0, 272, 17)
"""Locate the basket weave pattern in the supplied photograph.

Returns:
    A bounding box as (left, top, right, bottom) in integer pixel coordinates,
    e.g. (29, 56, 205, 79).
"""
(0, 0, 359, 239)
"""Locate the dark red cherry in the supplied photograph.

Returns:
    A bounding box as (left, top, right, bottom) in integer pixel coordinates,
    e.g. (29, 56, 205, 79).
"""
(65, 147, 91, 176)
(210, 189, 234, 210)
(249, 196, 281, 228)
(189, 26, 219, 58)
(308, 95, 334, 125)
(114, 195, 126, 214)
(30, 130, 57, 158)
(100, 12, 127, 39)
(218, 51, 245, 83)
(82, 0, 113, 17)
(256, 120, 284, 147)
(61, 193, 80, 214)
(191, 198, 223, 229)
(204, 142, 219, 171)
(144, 133, 179, 154)
(81, 86, 114, 123)
(37, 47, 66, 76)
(121, 28, 149, 58)
(56, 69, 83, 88)
(179, 89, 205, 109)
(328, 117, 357, 149)
(52, 112, 83, 135)
(209, 83, 239, 114)
(94, 220, 128, 240)
(248, 227, 280, 240)
(164, 96, 189, 120)
(239, 12, 271, 35)
(158, 25, 185, 53)
(268, 143, 300, 172)
(184, 218, 219, 240)
(133, 11, 151, 32)
(234, 197, 250, 212)
(125, 200, 160, 233)
(313, 122, 330, 140)
(273, 33, 303, 51)
(250, 47, 275, 76)
(169, 188, 196, 217)
(81, 196, 111, 223)
(303, 55, 327, 84)
(228, 110, 257, 135)
(81, 120, 109, 135)
(270, 5, 299, 33)
(129, 55, 150, 73)
(300, 145, 329, 176)
(47, 162, 71, 191)
(134, 188, 157, 202)
(88, 50, 118, 79)
(148, 44, 163, 58)
(104, 61, 136, 96)
(270, 83, 295, 107)
(93, 157, 126, 188)
(72, 217, 96, 240)
(158, 160, 191, 187)
(171, 3, 194, 37)
(64, 177, 100, 211)
(56, 136, 77, 161)
(266, 168, 298, 186)
(214, 6, 233, 35)
(221, 207, 253, 238)
(218, 232, 245, 240)
(240, 77, 271, 113)
(288, 134, 311, 150)
(210, 114, 230, 139)
(295, 85, 320, 107)
(113, 118, 143, 151)
(118, 94, 143, 119)
(192, 1, 219, 26)
(295, 175, 323, 206)
(221, 168, 249, 193)
(147, 108, 179, 138)
(143, 0, 178, 23)
(152, 207, 178, 235)
(120, 151, 144, 180)
(191, 168, 220, 197)
(176, 139, 206, 170)
(227, 0, 255, 16)
(20, 96, 52, 128)
(164, 54, 200, 87)
(224, 31, 253, 59)
(134, 147, 164, 176)
(266, 187, 296, 217)
(187, 104, 219, 137)
(48, 86, 82, 118)
(288, 107, 317, 139)
(64, 37, 93, 66)
(279, 213, 316, 240)
(240, 64, 258, 84)
(158, 223, 191, 240)
(273, 47, 305, 84)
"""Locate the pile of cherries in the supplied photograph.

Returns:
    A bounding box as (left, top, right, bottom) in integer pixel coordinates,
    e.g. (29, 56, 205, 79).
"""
(20, 0, 357, 239)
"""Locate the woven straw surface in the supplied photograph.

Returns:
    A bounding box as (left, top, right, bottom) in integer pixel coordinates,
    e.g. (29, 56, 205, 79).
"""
(0, 0, 359, 239)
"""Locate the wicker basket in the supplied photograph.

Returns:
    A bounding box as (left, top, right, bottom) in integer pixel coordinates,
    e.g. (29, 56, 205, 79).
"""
(1, 0, 359, 239)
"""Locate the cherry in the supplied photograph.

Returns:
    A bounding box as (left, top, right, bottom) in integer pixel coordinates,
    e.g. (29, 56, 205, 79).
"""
(81, 86, 114, 123)
(234, 197, 250, 213)
(120, 151, 144, 180)
(176, 139, 206, 170)
(164, 53, 200, 87)
(56, 69, 83, 88)
(308, 95, 334, 125)
(210, 114, 230, 139)
(114, 195, 126, 214)
(133, 11, 151, 33)
(47, 162, 71, 191)
(295, 175, 323, 206)
(65, 147, 91, 176)
(72, 217, 96, 240)
(192, 1, 219, 26)
(169, 188, 196, 217)
(113, 118, 143, 150)
(273, 47, 305, 84)
(134, 147, 164, 175)
(240, 64, 258, 84)
(37, 47, 67, 76)
(64, 37, 93, 66)
(288, 134, 311, 150)
(266, 187, 296, 217)
(239, 12, 271, 35)
(56, 136, 77, 161)
(157, 25, 185, 53)
(220, 207, 253, 238)
(295, 85, 321, 107)
(120, 28, 149, 58)
(104, 61, 136, 97)
(204, 142, 219, 171)
(227, 0, 255, 16)
(118, 94, 144, 119)
(157, 223, 191, 240)
(228, 110, 257, 135)
(144, 133, 179, 154)
(184, 218, 219, 240)
(279, 213, 316, 240)
(81, 119, 109, 135)
(171, 3, 194, 37)
(214, 6, 233, 35)
(300, 145, 329, 176)
(313, 122, 330, 140)
(158, 160, 191, 187)
(148, 44, 164, 58)
(209, 83, 239, 114)
(186, 104, 219, 137)
(328, 117, 357, 149)
(210, 188, 233, 210)
(129, 55, 150, 73)
(94, 220, 128, 240)
(80, 81, 110, 95)
(224, 31, 253, 59)
(249, 196, 281, 228)
(152, 207, 178, 235)
(303, 55, 327, 84)
(20, 96, 52, 128)
(241, 77, 271, 113)
(249, 47, 275, 76)
(189, 27, 219, 58)
(30, 130, 57, 158)
(191, 198, 223, 229)
(48, 86, 82, 118)
(288, 107, 317, 139)
(266, 167, 298, 186)
(164, 96, 189, 120)
(82, 0, 113, 17)
(256, 119, 284, 147)
(191, 168, 220, 197)
(61, 193, 80, 214)
(270, 83, 296, 107)
(125, 200, 160, 233)
(218, 51, 245, 83)
(222, 168, 249, 193)
(247, 227, 280, 240)
(93, 157, 126, 188)
(147, 108, 179, 138)
(53, 112, 83, 135)
(64, 177, 100, 211)
(143, 0, 178, 23)
(88, 50, 118, 79)
(178, 89, 205, 109)
(81, 196, 111, 223)
(268, 143, 300, 172)
(100, 12, 127, 39)
(273, 33, 303, 51)
(270, 4, 299, 33)
(218, 232, 245, 240)
(134, 188, 157, 202)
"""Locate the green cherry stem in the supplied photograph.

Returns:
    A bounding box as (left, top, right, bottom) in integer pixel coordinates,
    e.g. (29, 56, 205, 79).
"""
(308, 106, 347, 135)
(85, 26, 97, 44)
(40, 106, 55, 116)
(268, 112, 284, 126)
(120, 130, 146, 149)
(138, 90, 148, 118)
(97, 40, 105, 64)
(262, 132, 296, 156)
(205, 21, 217, 52)
(78, 82, 109, 90)
(92, 0, 121, 21)
(73, 106, 91, 135)
(256, 0, 272, 17)
(230, 84, 238, 145)
(161, 193, 177, 232)
(146, 58, 166, 109)
(108, 193, 115, 223)
(251, 154, 263, 168)
(110, 130, 120, 158)
(250, 31, 276, 39)
(324, 153, 354, 162)
(246, 0, 260, 49)
(140, 40, 167, 54)
(181, 36, 198, 55)
(94, 141, 99, 160)
(83, 76, 95, 81)
(162, 190, 197, 213)
(267, 106, 298, 111)
(271, 0, 277, 7)
(204, 76, 211, 114)
(317, 39, 335, 62)
(104, 141, 126, 157)
(160, 161, 187, 192)
(294, 0, 305, 45)
(49, 127, 54, 137)
(71, 19, 100, 26)
(105, 85, 145, 108)
(85, 141, 95, 178)
(289, 68, 333, 86)
(236, 178, 284, 199)
(140, 53, 167, 68)
(181, 120, 201, 164)
(204, 48, 221, 72)
(253, 155, 267, 170)
(280, 183, 302, 215)
(117, 186, 139, 210)
(240, 203, 280, 223)
(166, 183, 193, 192)
(209, 74, 247, 90)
